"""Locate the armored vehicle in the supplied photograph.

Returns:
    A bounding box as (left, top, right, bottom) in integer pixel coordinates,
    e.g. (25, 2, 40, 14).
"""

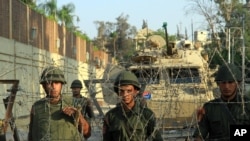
(99, 26, 215, 139)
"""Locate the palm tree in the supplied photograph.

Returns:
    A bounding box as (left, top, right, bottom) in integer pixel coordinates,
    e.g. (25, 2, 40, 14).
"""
(57, 3, 79, 28)
(20, 0, 36, 8)
(37, 0, 58, 20)
(35, 1, 87, 39)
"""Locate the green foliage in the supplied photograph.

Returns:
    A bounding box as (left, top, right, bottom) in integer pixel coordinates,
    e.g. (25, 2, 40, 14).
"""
(154, 28, 176, 42)
(93, 46, 99, 51)
(93, 13, 137, 59)
(74, 30, 90, 41)
(154, 29, 165, 38)
(57, 3, 77, 27)
(20, 0, 36, 9)
(209, 48, 227, 68)
(30, 1, 90, 42)
(110, 32, 117, 38)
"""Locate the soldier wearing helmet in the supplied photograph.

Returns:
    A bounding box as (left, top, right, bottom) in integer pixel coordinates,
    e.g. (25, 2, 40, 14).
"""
(70, 79, 95, 120)
(103, 70, 163, 141)
(193, 63, 250, 141)
(28, 66, 91, 141)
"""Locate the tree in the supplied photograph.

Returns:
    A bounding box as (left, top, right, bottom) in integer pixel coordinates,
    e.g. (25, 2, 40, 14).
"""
(37, 0, 58, 20)
(93, 21, 115, 51)
(213, 0, 250, 65)
(93, 13, 137, 61)
(186, 1, 241, 64)
(20, 0, 36, 8)
(154, 28, 176, 42)
(34, 1, 89, 40)
(142, 20, 148, 29)
(186, 0, 250, 67)
(110, 32, 118, 57)
(57, 3, 78, 28)
(185, 0, 222, 49)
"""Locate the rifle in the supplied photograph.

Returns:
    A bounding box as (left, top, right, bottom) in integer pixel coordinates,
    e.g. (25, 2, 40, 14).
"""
(0, 80, 20, 141)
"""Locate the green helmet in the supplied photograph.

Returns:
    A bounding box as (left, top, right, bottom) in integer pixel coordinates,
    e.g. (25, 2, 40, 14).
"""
(114, 70, 140, 93)
(70, 79, 83, 88)
(40, 66, 66, 84)
(215, 63, 242, 82)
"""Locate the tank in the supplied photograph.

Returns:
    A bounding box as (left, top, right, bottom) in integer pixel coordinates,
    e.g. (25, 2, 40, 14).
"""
(100, 26, 215, 139)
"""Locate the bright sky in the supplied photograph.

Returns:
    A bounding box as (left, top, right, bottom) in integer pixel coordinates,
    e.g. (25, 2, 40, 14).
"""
(56, 0, 207, 39)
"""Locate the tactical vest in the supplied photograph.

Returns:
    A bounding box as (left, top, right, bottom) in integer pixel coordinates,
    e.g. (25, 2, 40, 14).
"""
(31, 96, 82, 141)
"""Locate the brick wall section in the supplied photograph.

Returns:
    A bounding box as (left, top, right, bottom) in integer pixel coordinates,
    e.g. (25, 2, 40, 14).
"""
(93, 50, 109, 68)
(65, 30, 71, 57)
(58, 25, 64, 54)
(74, 36, 87, 62)
(0, 0, 10, 38)
(0, 0, 110, 66)
(30, 8, 41, 47)
(12, 0, 27, 42)
(86, 41, 94, 63)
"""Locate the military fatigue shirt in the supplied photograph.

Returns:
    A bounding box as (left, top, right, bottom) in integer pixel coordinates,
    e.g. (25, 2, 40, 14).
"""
(193, 94, 250, 141)
(103, 102, 163, 141)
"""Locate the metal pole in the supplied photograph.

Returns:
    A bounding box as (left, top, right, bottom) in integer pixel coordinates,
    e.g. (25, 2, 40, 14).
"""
(228, 28, 231, 63)
(232, 36, 234, 64)
(242, 14, 245, 94)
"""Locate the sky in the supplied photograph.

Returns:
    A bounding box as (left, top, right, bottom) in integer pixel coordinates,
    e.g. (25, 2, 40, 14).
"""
(56, 0, 206, 39)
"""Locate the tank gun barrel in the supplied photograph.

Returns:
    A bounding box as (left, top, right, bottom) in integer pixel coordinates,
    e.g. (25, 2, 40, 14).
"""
(163, 22, 173, 56)
(162, 22, 169, 47)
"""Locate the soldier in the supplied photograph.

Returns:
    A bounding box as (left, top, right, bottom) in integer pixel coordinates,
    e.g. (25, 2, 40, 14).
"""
(70, 79, 95, 120)
(103, 70, 163, 141)
(28, 66, 91, 141)
(193, 63, 250, 141)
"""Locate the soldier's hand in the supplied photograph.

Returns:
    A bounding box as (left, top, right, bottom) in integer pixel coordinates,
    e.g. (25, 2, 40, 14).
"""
(62, 106, 77, 116)
(197, 107, 205, 122)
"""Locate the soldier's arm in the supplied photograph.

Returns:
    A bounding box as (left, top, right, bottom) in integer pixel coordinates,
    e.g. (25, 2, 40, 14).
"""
(146, 111, 163, 141)
(27, 107, 34, 141)
(62, 106, 91, 138)
(78, 114, 91, 138)
(103, 116, 112, 141)
(86, 98, 95, 118)
(193, 106, 209, 140)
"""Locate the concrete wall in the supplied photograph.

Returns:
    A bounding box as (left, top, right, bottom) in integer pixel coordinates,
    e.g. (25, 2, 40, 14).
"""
(0, 37, 106, 118)
(0, 0, 112, 119)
